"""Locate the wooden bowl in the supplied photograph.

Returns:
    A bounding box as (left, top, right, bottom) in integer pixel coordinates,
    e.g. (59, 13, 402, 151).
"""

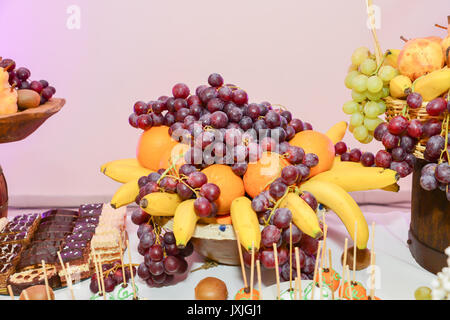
(160, 205, 327, 266)
(0, 98, 65, 143)
(161, 218, 241, 265)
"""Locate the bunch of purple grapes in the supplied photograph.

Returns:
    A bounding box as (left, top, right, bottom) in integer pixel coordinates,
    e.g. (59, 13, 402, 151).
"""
(89, 260, 136, 294)
(131, 211, 194, 287)
(128, 73, 313, 175)
(335, 141, 375, 167)
(242, 209, 321, 281)
(246, 162, 321, 280)
(135, 164, 221, 218)
(0, 58, 56, 104)
(372, 92, 449, 199)
(420, 162, 450, 201)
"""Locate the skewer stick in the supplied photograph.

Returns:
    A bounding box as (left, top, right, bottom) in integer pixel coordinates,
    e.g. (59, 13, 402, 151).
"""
(319, 266, 323, 300)
(366, 0, 383, 64)
(119, 231, 127, 286)
(94, 250, 106, 300)
(7, 285, 14, 300)
(250, 241, 255, 300)
(91, 251, 103, 297)
(57, 251, 74, 299)
(57, 251, 68, 280)
(346, 265, 353, 300)
(328, 248, 335, 300)
(235, 231, 248, 289)
(294, 277, 298, 300)
(256, 259, 262, 300)
(311, 240, 322, 300)
(340, 238, 348, 299)
(289, 223, 293, 292)
(321, 224, 328, 269)
(294, 247, 302, 300)
(370, 222, 376, 299)
(22, 289, 29, 300)
(272, 243, 281, 300)
(41, 260, 51, 300)
(370, 253, 376, 299)
(352, 222, 358, 282)
(65, 262, 76, 300)
(126, 239, 137, 299)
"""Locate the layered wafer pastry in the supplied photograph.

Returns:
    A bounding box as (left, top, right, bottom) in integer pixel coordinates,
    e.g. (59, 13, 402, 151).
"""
(7, 266, 60, 295)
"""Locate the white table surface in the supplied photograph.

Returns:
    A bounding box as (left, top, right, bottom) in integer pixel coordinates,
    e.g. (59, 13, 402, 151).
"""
(0, 204, 437, 300)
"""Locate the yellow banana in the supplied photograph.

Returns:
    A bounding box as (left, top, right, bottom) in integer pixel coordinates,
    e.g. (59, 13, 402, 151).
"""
(325, 121, 348, 144)
(389, 75, 412, 99)
(309, 167, 399, 192)
(381, 183, 400, 193)
(173, 199, 198, 247)
(331, 156, 365, 170)
(413, 67, 450, 101)
(299, 180, 369, 249)
(110, 178, 140, 209)
(279, 193, 323, 239)
(383, 49, 400, 68)
(102, 163, 153, 183)
(100, 158, 140, 172)
(230, 197, 261, 251)
(140, 192, 181, 216)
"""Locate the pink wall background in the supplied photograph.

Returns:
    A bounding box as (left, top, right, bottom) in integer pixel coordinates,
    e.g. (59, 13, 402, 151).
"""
(1, 0, 448, 206)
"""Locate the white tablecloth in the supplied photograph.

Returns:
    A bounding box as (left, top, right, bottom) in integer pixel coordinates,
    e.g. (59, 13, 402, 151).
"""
(0, 206, 437, 300)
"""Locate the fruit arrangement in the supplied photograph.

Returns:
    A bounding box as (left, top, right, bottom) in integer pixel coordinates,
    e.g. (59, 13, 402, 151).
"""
(0, 57, 56, 115)
(101, 72, 400, 288)
(341, 17, 450, 201)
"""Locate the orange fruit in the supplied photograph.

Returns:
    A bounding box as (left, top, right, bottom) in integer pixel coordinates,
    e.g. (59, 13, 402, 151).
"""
(137, 126, 178, 171)
(158, 142, 189, 171)
(243, 152, 289, 199)
(201, 164, 245, 215)
(289, 130, 335, 177)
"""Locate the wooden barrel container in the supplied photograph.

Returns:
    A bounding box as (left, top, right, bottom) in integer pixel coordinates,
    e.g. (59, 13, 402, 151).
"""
(409, 158, 450, 274)
(0, 165, 8, 218)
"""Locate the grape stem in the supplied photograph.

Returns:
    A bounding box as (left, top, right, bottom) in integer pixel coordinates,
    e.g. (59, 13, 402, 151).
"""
(438, 113, 449, 164)
(263, 187, 295, 227)
(156, 153, 185, 185)
(373, 51, 389, 76)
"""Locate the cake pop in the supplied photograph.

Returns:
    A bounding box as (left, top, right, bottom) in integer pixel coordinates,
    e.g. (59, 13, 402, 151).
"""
(338, 279, 367, 300)
(235, 287, 260, 300)
(314, 267, 341, 292)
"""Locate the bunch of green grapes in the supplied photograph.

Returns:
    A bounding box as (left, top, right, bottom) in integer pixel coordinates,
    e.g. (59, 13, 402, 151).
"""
(342, 47, 398, 144)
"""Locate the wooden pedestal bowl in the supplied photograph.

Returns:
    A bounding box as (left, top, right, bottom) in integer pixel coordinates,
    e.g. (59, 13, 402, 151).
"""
(0, 98, 65, 218)
(0, 98, 65, 144)
(161, 218, 242, 266)
(161, 206, 327, 266)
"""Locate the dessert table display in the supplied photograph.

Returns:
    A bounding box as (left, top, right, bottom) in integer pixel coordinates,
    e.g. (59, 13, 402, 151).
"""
(0, 206, 439, 300)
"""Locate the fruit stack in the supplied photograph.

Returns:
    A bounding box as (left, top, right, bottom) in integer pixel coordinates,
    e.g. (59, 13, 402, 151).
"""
(101, 70, 402, 289)
(0, 57, 56, 115)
